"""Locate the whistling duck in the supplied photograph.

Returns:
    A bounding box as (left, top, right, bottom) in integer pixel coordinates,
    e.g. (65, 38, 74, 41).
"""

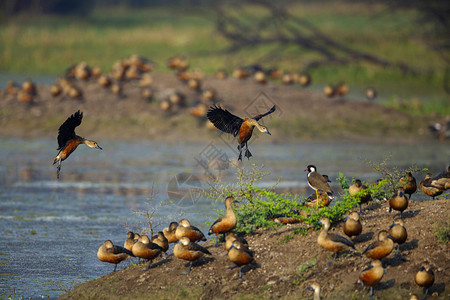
(125, 66, 140, 81)
(97, 240, 133, 272)
(420, 173, 444, 199)
(365, 87, 377, 101)
(267, 68, 282, 80)
(349, 179, 372, 213)
(151, 231, 169, 253)
(175, 219, 207, 242)
(228, 240, 254, 278)
(124, 231, 137, 251)
(389, 187, 408, 218)
(232, 68, 249, 79)
(323, 85, 335, 97)
(359, 260, 385, 298)
(305, 191, 332, 208)
(209, 196, 238, 241)
(139, 73, 153, 87)
(317, 217, 355, 263)
(17, 90, 33, 103)
(169, 91, 185, 106)
(305, 165, 334, 206)
(163, 222, 179, 243)
(298, 74, 311, 87)
(399, 172, 417, 199)
(174, 236, 211, 274)
(343, 212, 362, 240)
(281, 73, 295, 85)
(336, 82, 349, 97)
(306, 283, 321, 300)
(389, 218, 407, 257)
(53, 110, 102, 179)
(414, 262, 434, 298)
(91, 66, 101, 78)
(98, 74, 111, 88)
(74, 62, 91, 81)
(201, 88, 217, 103)
(207, 105, 275, 161)
(188, 78, 201, 91)
(68, 85, 82, 99)
(22, 79, 37, 95)
(362, 230, 394, 260)
(215, 69, 228, 79)
(254, 71, 267, 84)
(270, 210, 302, 224)
(6, 80, 20, 95)
(427, 166, 450, 190)
(429, 117, 450, 141)
(50, 84, 62, 97)
(410, 294, 419, 300)
(141, 88, 153, 101)
(225, 232, 248, 251)
(131, 235, 164, 270)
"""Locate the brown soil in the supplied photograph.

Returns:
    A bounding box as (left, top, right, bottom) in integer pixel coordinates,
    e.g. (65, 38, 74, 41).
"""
(59, 198, 449, 300)
(0, 72, 431, 142)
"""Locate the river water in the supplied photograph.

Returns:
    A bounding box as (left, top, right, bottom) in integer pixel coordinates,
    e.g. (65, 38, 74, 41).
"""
(0, 138, 448, 298)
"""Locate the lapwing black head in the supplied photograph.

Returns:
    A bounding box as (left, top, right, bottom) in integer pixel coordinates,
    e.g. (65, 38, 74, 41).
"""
(305, 165, 317, 173)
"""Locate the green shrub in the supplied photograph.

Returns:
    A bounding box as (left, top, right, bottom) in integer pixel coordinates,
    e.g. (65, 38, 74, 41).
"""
(433, 220, 450, 243)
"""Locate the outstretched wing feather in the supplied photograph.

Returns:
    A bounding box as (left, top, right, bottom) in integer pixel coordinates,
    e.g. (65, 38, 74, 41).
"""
(253, 105, 276, 121)
(57, 110, 83, 149)
(207, 105, 243, 137)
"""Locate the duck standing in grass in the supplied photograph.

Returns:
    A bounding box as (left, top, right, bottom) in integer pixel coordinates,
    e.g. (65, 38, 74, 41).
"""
(97, 240, 134, 272)
(228, 240, 254, 278)
(174, 236, 211, 274)
(209, 196, 238, 243)
(317, 217, 355, 264)
(53, 110, 102, 179)
(359, 260, 385, 298)
(206, 105, 275, 161)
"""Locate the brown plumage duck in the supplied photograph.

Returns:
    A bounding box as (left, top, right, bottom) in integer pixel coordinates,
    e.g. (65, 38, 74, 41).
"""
(207, 105, 275, 161)
(174, 236, 211, 274)
(414, 262, 434, 298)
(399, 172, 417, 199)
(209, 196, 238, 241)
(317, 217, 355, 263)
(131, 235, 164, 270)
(349, 179, 372, 213)
(389, 218, 407, 257)
(124, 231, 137, 251)
(225, 232, 248, 251)
(389, 187, 408, 218)
(53, 111, 102, 179)
(343, 212, 362, 240)
(175, 219, 207, 242)
(362, 230, 394, 260)
(151, 231, 169, 253)
(228, 240, 254, 278)
(359, 260, 385, 298)
(306, 282, 321, 300)
(420, 173, 444, 199)
(163, 222, 179, 243)
(97, 240, 133, 272)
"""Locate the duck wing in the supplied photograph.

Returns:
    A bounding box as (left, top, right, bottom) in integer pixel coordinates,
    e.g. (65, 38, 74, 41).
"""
(253, 105, 276, 121)
(57, 110, 83, 150)
(112, 245, 134, 256)
(207, 105, 243, 137)
(188, 242, 211, 255)
(329, 233, 355, 249)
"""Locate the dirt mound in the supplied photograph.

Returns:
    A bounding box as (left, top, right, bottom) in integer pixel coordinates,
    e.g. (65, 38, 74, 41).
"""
(0, 72, 426, 142)
(59, 198, 449, 299)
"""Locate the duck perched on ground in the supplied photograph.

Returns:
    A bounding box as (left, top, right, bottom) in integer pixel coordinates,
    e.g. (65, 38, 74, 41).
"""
(317, 217, 355, 263)
(399, 172, 417, 199)
(151, 231, 169, 254)
(131, 235, 164, 270)
(124, 231, 138, 251)
(225, 232, 248, 251)
(228, 240, 254, 278)
(209, 197, 238, 243)
(389, 218, 407, 257)
(427, 166, 450, 190)
(174, 236, 211, 274)
(163, 222, 179, 243)
(53, 110, 102, 179)
(343, 212, 362, 240)
(359, 260, 385, 298)
(362, 230, 394, 260)
(420, 173, 444, 199)
(349, 179, 372, 213)
(389, 187, 408, 218)
(97, 240, 134, 272)
(207, 105, 275, 161)
(175, 219, 207, 242)
(305, 165, 334, 206)
(414, 262, 434, 298)
(306, 282, 321, 300)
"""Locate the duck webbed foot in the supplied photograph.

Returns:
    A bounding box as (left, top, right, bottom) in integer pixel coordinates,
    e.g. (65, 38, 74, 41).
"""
(245, 149, 252, 159)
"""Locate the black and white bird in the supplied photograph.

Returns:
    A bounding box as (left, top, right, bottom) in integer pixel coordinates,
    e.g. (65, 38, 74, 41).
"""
(305, 165, 334, 206)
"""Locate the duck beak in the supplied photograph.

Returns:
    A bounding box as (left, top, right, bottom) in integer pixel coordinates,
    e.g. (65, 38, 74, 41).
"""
(96, 145, 103, 150)
(306, 286, 313, 291)
(234, 200, 240, 204)
(265, 129, 271, 135)
(343, 216, 349, 222)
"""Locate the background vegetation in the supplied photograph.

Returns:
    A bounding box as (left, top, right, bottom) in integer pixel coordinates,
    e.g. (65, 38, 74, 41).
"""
(0, 1, 448, 115)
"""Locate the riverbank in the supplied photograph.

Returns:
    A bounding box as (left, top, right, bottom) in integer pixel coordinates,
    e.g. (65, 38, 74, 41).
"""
(59, 198, 449, 299)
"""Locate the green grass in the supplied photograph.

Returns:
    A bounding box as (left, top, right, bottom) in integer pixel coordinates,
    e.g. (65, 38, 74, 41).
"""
(0, 2, 448, 115)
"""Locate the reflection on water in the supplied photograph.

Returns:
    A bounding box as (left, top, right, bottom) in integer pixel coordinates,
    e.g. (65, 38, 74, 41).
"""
(0, 138, 448, 298)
